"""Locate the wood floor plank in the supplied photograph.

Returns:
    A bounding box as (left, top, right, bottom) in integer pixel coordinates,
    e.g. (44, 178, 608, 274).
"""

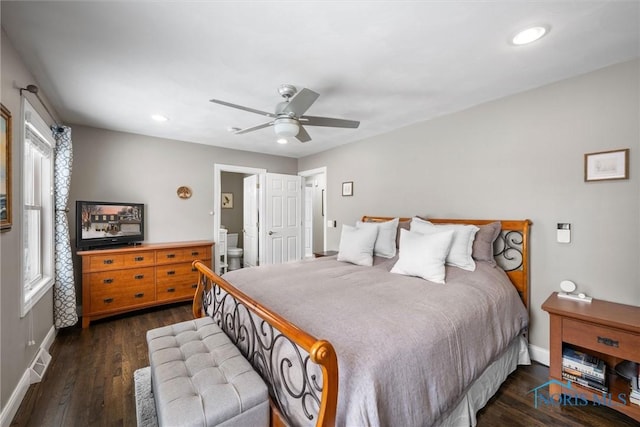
(10, 302, 640, 426)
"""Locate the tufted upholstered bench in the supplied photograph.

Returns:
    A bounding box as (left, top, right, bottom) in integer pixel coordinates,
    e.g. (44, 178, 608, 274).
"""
(146, 317, 269, 427)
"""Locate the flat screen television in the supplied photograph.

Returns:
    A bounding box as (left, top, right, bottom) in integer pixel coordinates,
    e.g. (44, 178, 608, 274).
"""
(76, 200, 145, 250)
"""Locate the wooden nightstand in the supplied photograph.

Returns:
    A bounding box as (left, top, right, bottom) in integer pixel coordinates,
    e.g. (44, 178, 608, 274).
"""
(542, 292, 640, 422)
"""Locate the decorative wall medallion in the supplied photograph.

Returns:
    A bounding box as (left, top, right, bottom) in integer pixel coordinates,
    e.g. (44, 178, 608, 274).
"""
(177, 186, 192, 199)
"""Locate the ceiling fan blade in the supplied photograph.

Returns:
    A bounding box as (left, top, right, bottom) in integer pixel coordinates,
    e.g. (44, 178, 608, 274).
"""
(210, 98, 277, 118)
(295, 126, 312, 143)
(300, 115, 360, 129)
(234, 121, 273, 134)
(281, 88, 320, 116)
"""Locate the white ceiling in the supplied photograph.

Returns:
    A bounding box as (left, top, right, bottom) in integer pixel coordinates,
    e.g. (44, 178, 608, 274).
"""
(2, 1, 639, 158)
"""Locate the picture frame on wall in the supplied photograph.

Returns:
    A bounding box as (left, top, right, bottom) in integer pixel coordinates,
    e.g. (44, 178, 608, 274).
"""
(1, 104, 12, 231)
(221, 192, 233, 208)
(584, 148, 629, 182)
(342, 181, 353, 197)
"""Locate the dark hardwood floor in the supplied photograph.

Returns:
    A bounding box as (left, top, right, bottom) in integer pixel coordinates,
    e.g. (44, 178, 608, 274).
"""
(10, 303, 640, 427)
(10, 303, 193, 427)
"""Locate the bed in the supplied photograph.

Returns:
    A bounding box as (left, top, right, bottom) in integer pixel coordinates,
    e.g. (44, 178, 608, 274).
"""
(192, 217, 531, 427)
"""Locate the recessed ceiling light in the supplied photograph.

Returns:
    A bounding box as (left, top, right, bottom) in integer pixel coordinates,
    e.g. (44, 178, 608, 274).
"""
(512, 26, 548, 46)
(151, 114, 169, 122)
(276, 138, 288, 144)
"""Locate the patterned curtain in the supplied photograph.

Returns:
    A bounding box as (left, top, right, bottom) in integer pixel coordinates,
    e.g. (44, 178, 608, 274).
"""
(53, 125, 78, 328)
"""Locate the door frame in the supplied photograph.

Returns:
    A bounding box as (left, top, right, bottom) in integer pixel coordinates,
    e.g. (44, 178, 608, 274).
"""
(298, 166, 327, 252)
(213, 164, 267, 273)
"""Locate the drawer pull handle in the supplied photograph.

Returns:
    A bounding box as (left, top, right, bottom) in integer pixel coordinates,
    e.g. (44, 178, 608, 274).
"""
(191, 251, 199, 256)
(597, 336, 619, 348)
(166, 254, 176, 259)
(103, 297, 114, 304)
(191, 283, 198, 289)
(167, 270, 175, 276)
(167, 288, 175, 293)
(103, 259, 114, 265)
(134, 293, 144, 298)
(134, 274, 144, 280)
(134, 256, 144, 262)
(103, 278, 114, 284)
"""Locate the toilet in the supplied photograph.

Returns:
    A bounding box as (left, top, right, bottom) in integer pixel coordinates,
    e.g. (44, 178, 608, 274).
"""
(227, 233, 243, 271)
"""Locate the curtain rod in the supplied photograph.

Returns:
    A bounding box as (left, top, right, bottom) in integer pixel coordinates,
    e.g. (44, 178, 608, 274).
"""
(19, 84, 64, 132)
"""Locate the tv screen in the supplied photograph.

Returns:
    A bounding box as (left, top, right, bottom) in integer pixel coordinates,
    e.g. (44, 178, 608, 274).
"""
(76, 201, 145, 250)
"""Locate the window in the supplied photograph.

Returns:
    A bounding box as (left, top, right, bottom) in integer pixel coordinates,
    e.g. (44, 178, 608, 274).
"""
(22, 100, 54, 315)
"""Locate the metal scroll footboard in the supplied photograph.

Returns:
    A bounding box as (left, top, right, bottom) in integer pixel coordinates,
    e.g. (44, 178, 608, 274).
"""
(191, 261, 338, 427)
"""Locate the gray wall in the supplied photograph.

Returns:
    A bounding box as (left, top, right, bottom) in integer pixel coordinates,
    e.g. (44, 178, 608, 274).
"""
(0, 30, 56, 409)
(299, 59, 640, 353)
(69, 126, 297, 245)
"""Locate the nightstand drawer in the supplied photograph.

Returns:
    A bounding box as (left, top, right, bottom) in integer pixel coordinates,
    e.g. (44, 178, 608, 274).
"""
(563, 318, 640, 361)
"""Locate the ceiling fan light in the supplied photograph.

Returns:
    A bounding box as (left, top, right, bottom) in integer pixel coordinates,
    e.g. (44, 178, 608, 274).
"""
(276, 138, 288, 144)
(274, 118, 299, 138)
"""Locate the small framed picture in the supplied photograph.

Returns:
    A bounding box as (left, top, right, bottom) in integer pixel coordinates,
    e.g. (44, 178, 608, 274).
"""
(342, 181, 353, 197)
(584, 149, 629, 182)
(221, 192, 233, 208)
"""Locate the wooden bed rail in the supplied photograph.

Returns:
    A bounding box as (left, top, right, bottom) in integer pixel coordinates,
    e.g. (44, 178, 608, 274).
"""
(192, 261, 338, 427)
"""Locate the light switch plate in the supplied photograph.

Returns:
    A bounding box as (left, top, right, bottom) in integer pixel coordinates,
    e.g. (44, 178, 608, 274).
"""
(557, 223, 571, 243)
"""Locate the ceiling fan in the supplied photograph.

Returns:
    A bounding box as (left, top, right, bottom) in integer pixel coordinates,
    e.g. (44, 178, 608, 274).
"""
(210, 84, 359, 143)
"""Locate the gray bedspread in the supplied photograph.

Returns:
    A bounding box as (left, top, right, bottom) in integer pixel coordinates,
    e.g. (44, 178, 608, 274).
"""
(222, 255, 528, 427)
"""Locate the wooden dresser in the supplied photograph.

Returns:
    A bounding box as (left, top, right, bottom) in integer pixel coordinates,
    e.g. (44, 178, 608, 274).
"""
(78, 241, 213, 328)
(542, 292, 640, 421)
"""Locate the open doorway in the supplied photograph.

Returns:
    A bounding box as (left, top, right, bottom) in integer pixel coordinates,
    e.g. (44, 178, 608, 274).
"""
(299, 167, 327, 256)
(214, 164, 266, 274)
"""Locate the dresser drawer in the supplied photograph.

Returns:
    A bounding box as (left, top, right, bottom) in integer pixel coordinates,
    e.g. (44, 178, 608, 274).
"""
(88, 254, 126, 271)
(122, 251, 155, 267)
(86, 267, 155, 292)
(157, 281, 199, 301)
(563, 318, 640, 361)
(89, 281, 155, 313)
(155, 246, 211, 264)
(156, 263, 199, 285)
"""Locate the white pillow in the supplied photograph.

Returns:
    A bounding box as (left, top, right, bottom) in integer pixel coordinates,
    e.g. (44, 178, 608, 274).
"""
(391, 228, 454, 283)
(356, 218, 399, 258)
(337, 224, 378, 266)
(410, 217, 479, 271)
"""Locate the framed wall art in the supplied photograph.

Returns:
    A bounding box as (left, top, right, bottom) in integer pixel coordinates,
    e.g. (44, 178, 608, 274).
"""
(222, 192, 234, 208)
(1, 104, 12, 230)
(584, 148, 629, 182)
(342, 181, 353, 197)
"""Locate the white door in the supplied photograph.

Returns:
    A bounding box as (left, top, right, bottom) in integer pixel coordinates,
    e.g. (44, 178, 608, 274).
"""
(304, 185, 313, 258)
(260, 173, 302, 265)
(243, 175, 259, 267)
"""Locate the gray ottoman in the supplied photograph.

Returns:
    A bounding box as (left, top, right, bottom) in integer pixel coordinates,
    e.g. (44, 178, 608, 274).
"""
(146, 317, 269, 427)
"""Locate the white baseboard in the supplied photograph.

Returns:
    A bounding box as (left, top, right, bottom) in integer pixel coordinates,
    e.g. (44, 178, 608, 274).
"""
(0, 325, 57, 427)
(0, 370, 30, 427)
(529, 344, 550, 366)
(41, 325, 57, 353)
